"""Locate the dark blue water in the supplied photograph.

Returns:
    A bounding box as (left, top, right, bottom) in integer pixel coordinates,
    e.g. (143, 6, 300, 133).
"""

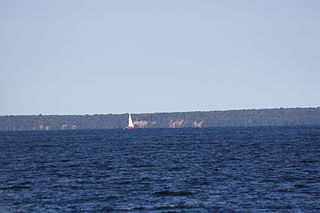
(1, 126, 320, 212)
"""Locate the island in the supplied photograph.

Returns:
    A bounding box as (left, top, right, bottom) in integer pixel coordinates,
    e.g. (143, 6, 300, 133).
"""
(1, 107, 320, 131)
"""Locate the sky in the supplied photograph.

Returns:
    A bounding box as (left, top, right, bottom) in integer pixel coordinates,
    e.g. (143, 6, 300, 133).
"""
(1, 0, 320, 115)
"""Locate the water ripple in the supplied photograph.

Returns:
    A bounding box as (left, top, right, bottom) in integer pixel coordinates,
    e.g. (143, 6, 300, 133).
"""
(0, 126, 320, 212)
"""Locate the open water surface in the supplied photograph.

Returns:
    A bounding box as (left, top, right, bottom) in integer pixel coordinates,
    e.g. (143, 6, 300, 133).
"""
(1, 126, 320, 212)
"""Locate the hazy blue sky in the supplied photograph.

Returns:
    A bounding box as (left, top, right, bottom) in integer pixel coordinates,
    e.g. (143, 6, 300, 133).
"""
(1, 0, 320, 115)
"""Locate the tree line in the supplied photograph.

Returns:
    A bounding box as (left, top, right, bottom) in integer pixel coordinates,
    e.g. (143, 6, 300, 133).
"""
(0, 107, 320, 131)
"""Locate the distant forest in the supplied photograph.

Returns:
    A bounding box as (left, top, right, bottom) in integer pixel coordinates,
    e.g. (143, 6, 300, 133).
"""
(1, 108, 320, 131)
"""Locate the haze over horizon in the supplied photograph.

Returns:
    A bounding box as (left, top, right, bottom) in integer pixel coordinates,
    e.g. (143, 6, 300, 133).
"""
(1, 0, 320, 115)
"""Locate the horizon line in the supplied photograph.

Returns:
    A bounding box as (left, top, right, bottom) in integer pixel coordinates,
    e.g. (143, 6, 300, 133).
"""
(1, 106, 319, 117)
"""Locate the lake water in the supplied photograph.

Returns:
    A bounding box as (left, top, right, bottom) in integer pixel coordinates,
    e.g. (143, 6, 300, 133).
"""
(1, 126, 320, 212)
